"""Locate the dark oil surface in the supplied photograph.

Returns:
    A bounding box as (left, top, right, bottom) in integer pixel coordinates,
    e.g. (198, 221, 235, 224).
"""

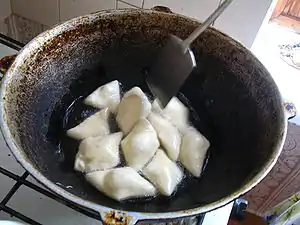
(51, 79, 211, 202)
(44, 55, 212, 202)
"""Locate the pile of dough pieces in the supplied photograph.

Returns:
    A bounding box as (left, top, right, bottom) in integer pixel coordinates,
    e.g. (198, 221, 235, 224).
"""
(67, 80, 210, 201)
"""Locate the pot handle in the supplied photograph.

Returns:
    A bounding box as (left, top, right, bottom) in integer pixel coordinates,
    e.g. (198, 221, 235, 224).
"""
(98, 211, 139, 225)
(98, 210, 204, 225)
(151, 6, 173, 13)
(0, 55, 17, 78)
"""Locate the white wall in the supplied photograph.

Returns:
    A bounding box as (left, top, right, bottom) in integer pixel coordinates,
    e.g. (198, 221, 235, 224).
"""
(9, 0, 272, 48)
(142, 0, 272, 48)
(10, 0, 116, 26)
(11, 0, 59, 26)
(59, 0, 116, 22)
(214, 0, 273, 48)
(0, 0, 11, 34)
(143, 0, 220, 22)
(251, 0, 280, 51)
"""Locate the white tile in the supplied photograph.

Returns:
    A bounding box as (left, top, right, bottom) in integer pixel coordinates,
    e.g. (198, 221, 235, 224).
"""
(117, 1, 138, 9)
(143, 0, 219, 22)
(0, 43, 17, 57)
(0, 133, 25, 176)
(0, 0, 11, 35)
(119, 0, 142, 8)
(0, 211, 25, 224)
(7, 186, 100, 225)
(0, 173, 15, 200)
(0, 21, 8, 35)
(59, 0, 116, 22)
(11, 0, 59, 26)
(202, 202, 233, 225)
(0, 0, 11, 21)
(26, 175, 48, 190)
(214, 0, 272, 48)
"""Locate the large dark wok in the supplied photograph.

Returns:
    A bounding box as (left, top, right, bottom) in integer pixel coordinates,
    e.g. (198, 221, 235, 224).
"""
(0, 8, 286, 224)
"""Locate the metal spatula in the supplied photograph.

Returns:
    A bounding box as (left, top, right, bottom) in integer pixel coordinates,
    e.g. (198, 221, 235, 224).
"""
(146, 0, 234, 107)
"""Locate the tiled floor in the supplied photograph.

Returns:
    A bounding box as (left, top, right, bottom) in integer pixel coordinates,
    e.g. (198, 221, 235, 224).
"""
(0, 174, 16, 200)
(0, 211, 23, 224)
(251, 22, 300, 125)
(0, 123, 101, 224)
(0, 138, 100, 223)
(7, 186, 100, 225)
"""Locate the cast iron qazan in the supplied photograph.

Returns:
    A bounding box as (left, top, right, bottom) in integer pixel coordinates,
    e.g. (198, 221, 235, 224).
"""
(0, 8, 287, 225)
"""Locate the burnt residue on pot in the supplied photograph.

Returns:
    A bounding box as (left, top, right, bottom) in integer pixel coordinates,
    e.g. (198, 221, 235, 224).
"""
(0, 55, 17, 75)
(2, 9, 285, 213)
(152, 6, 173, 13)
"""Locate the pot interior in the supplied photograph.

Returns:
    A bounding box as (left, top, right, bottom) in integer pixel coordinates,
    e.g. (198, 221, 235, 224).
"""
(2, 10, 285, 213)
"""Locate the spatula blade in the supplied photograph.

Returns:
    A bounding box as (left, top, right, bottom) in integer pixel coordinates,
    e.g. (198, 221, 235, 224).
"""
(146, 35, 196, 107)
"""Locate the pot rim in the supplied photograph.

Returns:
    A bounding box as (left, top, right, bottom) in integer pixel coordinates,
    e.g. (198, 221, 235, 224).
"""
(0, 9, 287, 222)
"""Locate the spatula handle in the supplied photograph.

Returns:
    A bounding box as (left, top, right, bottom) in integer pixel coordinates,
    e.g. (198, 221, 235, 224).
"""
(181, 0, 234, 52)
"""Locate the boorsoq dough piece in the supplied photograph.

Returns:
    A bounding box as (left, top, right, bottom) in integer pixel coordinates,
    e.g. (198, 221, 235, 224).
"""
(116, 87, 151, 135)
(121, 119, 159, 170)
(66, 108, 110, 140)
(142, 149, 183, 196)
(148, 112, 181, 161)
(85, 167, 156, 201)
(75, 132, 123, 173)
(84, 80, 120, 114)
(180, 127, 210, 177)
